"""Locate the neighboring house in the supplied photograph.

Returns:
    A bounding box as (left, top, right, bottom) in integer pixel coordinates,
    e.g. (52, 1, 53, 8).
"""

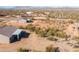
(18, 19, 27, 23)
(26, 11, 33, 15)
(0, 14, 7, 17)
(74, 23, 79, 29)
(10, 18, 32, 23)
(33, 17, 47, 20)
(0, 26, 30, 43)
(18, 18, 32, 23)
(26, 19, 32, 23)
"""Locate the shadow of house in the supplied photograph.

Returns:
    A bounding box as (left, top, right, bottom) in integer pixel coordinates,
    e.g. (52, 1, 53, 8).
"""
(10, 31, 30, 43)
(20, 31, 30, 38)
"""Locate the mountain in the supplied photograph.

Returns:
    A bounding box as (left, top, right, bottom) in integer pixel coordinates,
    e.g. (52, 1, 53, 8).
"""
(15, 6, 54, 10)
(0, 6, 16, 9)
(14, 6, 79, 11)
(0, 6, 79, 11)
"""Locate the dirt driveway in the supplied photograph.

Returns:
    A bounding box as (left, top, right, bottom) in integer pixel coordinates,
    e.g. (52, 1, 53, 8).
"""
(0, 33, 53, 52)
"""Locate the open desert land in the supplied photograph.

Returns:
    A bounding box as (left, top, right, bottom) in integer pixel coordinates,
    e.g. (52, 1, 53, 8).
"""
(0, 8, 79, 52)
(0, 18, 78, 52)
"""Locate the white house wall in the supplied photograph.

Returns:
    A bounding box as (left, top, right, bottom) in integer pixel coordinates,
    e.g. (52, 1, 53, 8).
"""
(0, 34, 9, 43)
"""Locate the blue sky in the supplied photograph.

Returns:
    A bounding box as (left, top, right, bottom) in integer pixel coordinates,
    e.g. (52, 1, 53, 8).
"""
(0, 6, 15, 9)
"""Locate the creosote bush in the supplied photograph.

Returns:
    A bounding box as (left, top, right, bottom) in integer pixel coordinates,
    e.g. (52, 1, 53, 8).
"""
(44, 28, 67, 38)
(46, 45, 60, 52)
(19, 26, 25, 29)
(47, 36, 58, 41)
(17, 48, 31, 52)
(25, 24, 35, 32)
(20, 24, 67, 38)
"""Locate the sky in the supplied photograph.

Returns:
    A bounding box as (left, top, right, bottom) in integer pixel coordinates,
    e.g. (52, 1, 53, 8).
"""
(24, 0, 79, 7)
(0, 0, 79, 8)
(0, 6, 15, 9)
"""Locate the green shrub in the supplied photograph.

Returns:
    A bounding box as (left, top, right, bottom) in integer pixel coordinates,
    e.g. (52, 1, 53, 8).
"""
(55, 31, 67, 38)
(35, 27, 47, 37)
(36, 30, 47, 37)
(25, 24, 35, 32)
(46, 28, 55, 36)
(46, 45, 54, 52)
(75, 36, 79, 39)
(24, 25, 67, 38)
(35, 27, 67, 38)
(34, 27, 41, 34)
(17, 48, 31, 52)
(19, 26, 25, 29)
(45, 28, 67, 38)
(46, 45, 60, 52)
(74, 36, 79, 43)
(47, 36, 58, 41)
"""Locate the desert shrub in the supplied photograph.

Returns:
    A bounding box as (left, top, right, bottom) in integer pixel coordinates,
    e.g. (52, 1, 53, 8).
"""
(75, 36, 79, 39)
(36, 30, 47, 37)
(34, 27, 41, 34)
(45, 28, 67, 38)
(24, 24, 67, 38)
(46, 45, 54, 52)
(55, 31, 67, 38)
(46, 28, 60, 36)
(68, 20, 74, 24)
(54, 47, 60, 52)
(48, 11, 79, 20)
(74, 36, 79, 43)
(47, 36, 58, 41)
(46, 45, 60, 52)
(17, 48, 31, 52)
(34, 27, 47, 37)
(25, 24, 35, 32)
(35, 27, 67, 38)
(46, 28, 55, 36)
(19, 26, 25, 29)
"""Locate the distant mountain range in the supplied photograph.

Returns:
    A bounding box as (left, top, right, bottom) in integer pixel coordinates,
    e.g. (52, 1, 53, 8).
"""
(14, 6, 79, 11)
(1, 6, 79, 11)
(0, 6, 16, 9)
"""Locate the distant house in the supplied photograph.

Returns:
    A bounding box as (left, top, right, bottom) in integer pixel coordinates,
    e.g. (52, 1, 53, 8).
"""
(26, 11, 33, 15)
(74, 23, 79, 29)
(21, 14, 32, 18)
(19, 18, 32, 23)
(33, 17, 47, 20)
(0, 26, 30, 43)
(18, 19, 27, 23)
(33, 14, 47, 20)
(0, 14, 7, 17)
(26, 19, 32, 23)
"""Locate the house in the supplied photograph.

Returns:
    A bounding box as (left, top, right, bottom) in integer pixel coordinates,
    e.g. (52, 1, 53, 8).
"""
(0, 14, 7, 17)
(18, 19, 27, 23)
(18, 18, 32, 23)
(26, 11, 33, 15)
(74, 23, 79, 29)
(26, 19, 32, 23)
(0, 26, 30, 43)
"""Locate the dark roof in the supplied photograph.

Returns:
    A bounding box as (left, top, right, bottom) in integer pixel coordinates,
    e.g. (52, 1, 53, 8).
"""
(0, 26, 17, 37)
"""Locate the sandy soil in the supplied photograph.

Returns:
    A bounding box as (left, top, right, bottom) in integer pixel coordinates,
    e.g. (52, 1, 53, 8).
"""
(0, 18, 78, 52)
(0, 33, 54, 52)
(0, 32, 75, 52)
